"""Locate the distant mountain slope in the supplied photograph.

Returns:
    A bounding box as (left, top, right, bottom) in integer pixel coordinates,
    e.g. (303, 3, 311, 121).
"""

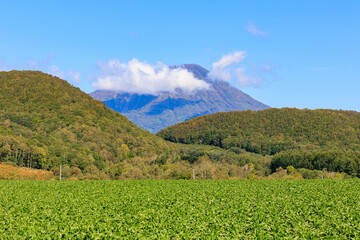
(157, 108, 360, 175)
(90, 64, 270, 133)
(0, 71, 171, 172)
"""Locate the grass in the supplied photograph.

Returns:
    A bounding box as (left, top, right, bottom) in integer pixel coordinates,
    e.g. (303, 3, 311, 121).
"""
(0, 180, 359, 239)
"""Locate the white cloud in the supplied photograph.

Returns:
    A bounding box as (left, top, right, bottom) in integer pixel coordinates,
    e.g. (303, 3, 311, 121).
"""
(0, 54, 81, 84)
(250, 63, 275, 74)
(208, 51, 247, 81)
(0, 54, 55, 71)
(48, 66, 82, 84)
(92, 58, 210, 94)
(23, 60, 38, 69)
(259, 63, 275, 72)
(212, 51, 247, 69)
(0, 63, 6, 71)
(68, 71, 81, 83)
(235, 67, 262, 87)
(208, 51, 273, 87)
(245, 23, 268, 37)
(48, 65, 65, 79)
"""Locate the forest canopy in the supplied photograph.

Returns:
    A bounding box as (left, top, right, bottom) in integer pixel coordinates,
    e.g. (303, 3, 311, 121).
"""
(0, 71, 172, 173)
(1, 71, 358, 179)
(158, 108, 360, 176)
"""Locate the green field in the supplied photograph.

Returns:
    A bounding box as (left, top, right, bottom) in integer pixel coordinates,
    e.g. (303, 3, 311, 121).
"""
(0, 180, 359, 239)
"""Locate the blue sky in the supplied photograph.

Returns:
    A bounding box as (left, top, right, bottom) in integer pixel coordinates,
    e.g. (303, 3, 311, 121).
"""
(1, 0, 359, 110)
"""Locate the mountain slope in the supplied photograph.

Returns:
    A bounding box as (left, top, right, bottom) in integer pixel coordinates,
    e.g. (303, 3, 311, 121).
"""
(157, 108, 360, 175)
(0, 71, 172, 173)
(90, 64, 270, 133)
(158, 108, 360, 152)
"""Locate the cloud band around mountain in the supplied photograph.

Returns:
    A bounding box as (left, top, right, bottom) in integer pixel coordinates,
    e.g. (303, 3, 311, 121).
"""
(93, 58, 210, 95)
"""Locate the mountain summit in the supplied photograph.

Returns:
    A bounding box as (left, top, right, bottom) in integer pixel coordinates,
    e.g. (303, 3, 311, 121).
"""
(90, 64, 270, 133)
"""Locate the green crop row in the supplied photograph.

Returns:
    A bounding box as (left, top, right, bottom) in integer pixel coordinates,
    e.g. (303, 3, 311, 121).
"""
(0, 180, 359, 239)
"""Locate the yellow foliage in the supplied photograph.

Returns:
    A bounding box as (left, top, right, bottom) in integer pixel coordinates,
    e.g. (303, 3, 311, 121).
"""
(0, 163, 54, 180)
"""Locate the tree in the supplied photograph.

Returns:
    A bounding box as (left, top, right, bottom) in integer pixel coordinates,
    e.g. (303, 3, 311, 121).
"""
(194, 156, 216, 179)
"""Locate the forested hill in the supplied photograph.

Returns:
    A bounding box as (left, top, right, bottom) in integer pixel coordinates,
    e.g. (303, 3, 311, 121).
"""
(158, 108, 360, 153)
(0, 71, 172, 172)
(2, 71, 360, 178)
(158, 108, 360, 175)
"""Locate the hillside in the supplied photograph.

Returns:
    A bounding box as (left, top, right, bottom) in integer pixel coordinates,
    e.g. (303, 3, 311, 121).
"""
(0, 163, 54, 180)
(90, 64, 269, 133)
(158, 108, 360, 175)
(0, 71, 172, 177)
(1, 72, 352, 179)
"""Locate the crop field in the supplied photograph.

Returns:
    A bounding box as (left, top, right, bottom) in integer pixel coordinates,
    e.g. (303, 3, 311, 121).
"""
(0, 180, 359, 239)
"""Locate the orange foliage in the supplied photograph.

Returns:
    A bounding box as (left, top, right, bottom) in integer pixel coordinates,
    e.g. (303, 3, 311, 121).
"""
(0, 163, 54, 180)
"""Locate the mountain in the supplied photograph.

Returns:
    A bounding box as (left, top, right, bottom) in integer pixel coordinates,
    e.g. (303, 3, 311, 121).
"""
(157, 108, 360, 176)
(90, 64, 270, 133)
(0, 71, 172, 177)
